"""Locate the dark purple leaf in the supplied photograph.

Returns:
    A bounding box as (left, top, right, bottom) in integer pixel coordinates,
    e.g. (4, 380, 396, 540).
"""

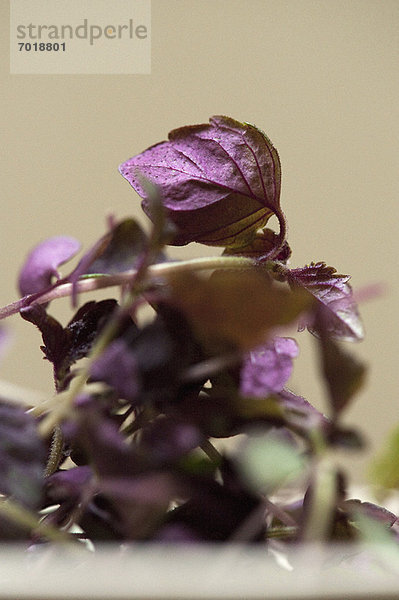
(99, 471, 179, 506)
(98, 472, 178, 541)
(240, 337, 298, 397)
(75, 409, 141, 479)
(21, 299, 117, 387)
(179, 389, 285, 439)
(18, 236, 81, 297)
(79, 409, 201, 476)
(90, 338, 141, 402)
(86, 219, 150, 274)
(20, 304, 68, 383)
(119, 115, 285, 250)
(65, 299, 118, 361)
(90, 306, 202, 407)
(155, 523, 200, 542)
(164, 474, 265, 542)
(277, 389, 329, 431)
(46, 465, 93, 505)
(68, 408, 200, 540)
(69, 218, 158, 285)
(0, 400, 45, 508)
(78, 495, 125, 541)
(66, 219, 156, 306)
(317, 328, 367, 416)
(127, 306, 203, 406)
(139, 416, 203, 465)
(287, 262, 364, 341)
(45, 466, 107, 533)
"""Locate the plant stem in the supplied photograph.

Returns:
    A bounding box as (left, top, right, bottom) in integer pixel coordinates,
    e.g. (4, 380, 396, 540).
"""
(0, 255, 257, 321)
(264, 498, 298, 528)
(200, 439, 223, 465)
(44, 426, 64, 477)
(0, 499, 74, 544)
(266, 525, 298, 539)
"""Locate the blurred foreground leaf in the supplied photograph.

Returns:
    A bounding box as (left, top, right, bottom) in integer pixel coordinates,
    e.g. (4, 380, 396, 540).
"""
(369, 424, 399, 493)
(167, 270, 310, 351)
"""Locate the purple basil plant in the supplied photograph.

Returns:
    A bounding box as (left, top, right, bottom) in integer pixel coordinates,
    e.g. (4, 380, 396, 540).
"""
(0, 115, 397, 548)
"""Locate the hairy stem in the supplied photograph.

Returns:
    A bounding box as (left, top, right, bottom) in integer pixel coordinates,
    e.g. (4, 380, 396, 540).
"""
(0, 255, 256, 321)
(259, 208, 287, 262)
(44, 426, 64, 477)
(266, 525, 298, 539)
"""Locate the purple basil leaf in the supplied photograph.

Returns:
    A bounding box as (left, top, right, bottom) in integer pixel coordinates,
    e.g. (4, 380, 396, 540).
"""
(97, 471, 179, 541)
(165, 475, 264, 542)
(179, 389, 285, 439)
(278, 389, 329, 428)
(90, 338, 141, 402)
(344, 499, 398, 528)
(65, 299, 117, 361)
(44, 466, 94, 531)
(99, 471, 179, 506)
(21, 299, 117, 387)
(20, 304, 68, 383)
(74, 405, 201, 480)
(287, 262, 364, 341)
(91, 306, 200, 407)
(139, 416, 204, 465)
(69, 409, 192, 540)
(240, 337, 299, 397)
(44, 466, 114, 535)
(91, 316, 190, 403)
(76, 218, 159, 278)
(123, 305, 203, 407)
(46, 465, 93, 508)
(88, 219, 148, 274)
(317, 325, 367, 416)
(66, 218, 156, 307)
(155, 523, 201, 542)
(0, 400, 46, 508)
(72, 407, 146, 479)
(119, 115, 284, 249)
(18, 236, 81, 297)
(78, 495, 125, 541)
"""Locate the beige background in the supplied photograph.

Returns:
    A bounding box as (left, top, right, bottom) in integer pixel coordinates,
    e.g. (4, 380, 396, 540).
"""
(10, 0, 151, 74)
(1, 0, 398, 482)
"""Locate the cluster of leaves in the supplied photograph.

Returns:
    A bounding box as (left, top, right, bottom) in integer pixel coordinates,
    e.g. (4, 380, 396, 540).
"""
(0, 116, 396, 549)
